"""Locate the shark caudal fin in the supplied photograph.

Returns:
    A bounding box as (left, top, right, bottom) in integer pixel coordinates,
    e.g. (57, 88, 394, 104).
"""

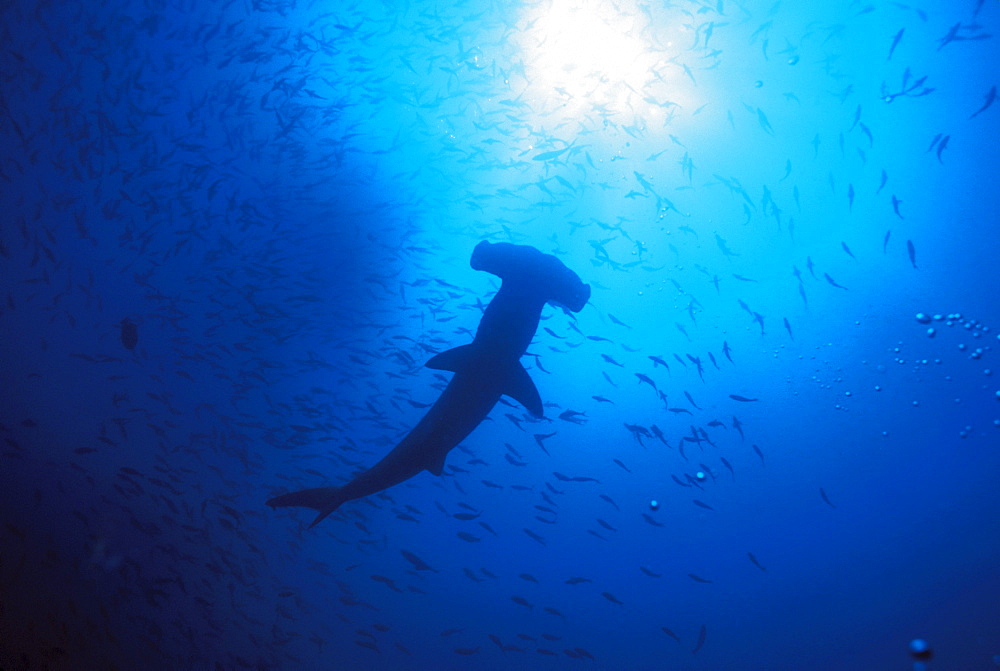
(266, 486, 345, 528)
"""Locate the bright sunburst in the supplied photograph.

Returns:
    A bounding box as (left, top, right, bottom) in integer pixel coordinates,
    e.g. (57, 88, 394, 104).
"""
(516, 0, 661, 119)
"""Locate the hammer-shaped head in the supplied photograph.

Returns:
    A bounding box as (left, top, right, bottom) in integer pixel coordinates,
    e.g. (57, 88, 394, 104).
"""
(470, 241, 591, 312)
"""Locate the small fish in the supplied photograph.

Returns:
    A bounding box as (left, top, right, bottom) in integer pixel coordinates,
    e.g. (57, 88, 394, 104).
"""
(510, 596, 533, 610)
(692, 625, 707, 654)
(729, 395, 758, 402)
(602, 354, 624, 368)
(692, 500, 714, 511)
(841, 241, 856, 260)
(532, 148, 568, 161)
(883, 230, 891, 253)
(599, 494, 620, 511)
(719, 457, 735, 480)
(779, 159, 792, 182)
(684, 390, 701, 409)
(906, 240, 917, 269)
(688, 573, 712, 584)
(887, 28, 904, 61)
(819, 487, 836, 508)
(848, 104, 861, 131)
(602, 592, 624, 605)
(876, 169, 888, 195)
(400, 549, 438, 572)
(935, 135, 950, 164)
(649, 355, 670, 370)
(608, 313, 631, 329)
(747, 552, 767, 571)
(757, 107, 774, 135)
(751, 444, 765, 465)
(732, 416, 745, 440)
(823, 273, 848, 290)
(970, 85, 997, 119)
(636, 373, 658, 392)
(661, 626, 680, 642)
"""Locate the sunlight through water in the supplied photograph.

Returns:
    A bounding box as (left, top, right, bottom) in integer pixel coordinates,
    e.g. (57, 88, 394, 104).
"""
(515, 0, 670, 124)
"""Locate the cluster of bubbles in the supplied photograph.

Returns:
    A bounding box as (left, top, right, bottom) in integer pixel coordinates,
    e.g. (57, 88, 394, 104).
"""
(915, 312, 999, 433)
(916, 311, 993, 345)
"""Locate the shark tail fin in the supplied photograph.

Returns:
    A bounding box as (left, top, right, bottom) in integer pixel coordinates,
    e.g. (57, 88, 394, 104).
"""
(266, 486, 345, 528)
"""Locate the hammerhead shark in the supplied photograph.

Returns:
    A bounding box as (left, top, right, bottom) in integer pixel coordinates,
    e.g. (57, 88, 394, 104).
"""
(267, 241, 591, 527)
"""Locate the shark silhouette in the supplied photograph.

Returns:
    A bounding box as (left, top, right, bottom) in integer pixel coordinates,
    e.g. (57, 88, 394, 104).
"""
(267, 241, 591, 527)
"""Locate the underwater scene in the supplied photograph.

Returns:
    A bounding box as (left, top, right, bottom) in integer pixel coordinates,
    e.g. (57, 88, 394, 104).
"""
(1, 0, 998, 669)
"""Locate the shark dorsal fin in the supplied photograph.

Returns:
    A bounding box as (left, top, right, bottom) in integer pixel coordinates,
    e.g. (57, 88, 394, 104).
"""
(425, 345, 475, 373)
(504, 363, 543, 418)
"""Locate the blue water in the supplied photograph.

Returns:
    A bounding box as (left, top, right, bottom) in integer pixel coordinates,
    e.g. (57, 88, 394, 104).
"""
(2, 0, 998, 669)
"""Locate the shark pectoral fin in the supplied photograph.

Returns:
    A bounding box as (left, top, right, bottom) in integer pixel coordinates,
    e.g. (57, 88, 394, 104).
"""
(425, 344, 476, 372)
(425, 452, 448, 477)
(505, 363, 544, 418)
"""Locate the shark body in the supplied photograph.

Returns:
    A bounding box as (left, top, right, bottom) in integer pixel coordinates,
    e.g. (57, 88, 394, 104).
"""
(267, 241, 591, 527)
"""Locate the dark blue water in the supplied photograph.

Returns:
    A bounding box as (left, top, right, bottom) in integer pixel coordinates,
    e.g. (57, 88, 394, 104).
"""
(2, 0, 998, 669)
